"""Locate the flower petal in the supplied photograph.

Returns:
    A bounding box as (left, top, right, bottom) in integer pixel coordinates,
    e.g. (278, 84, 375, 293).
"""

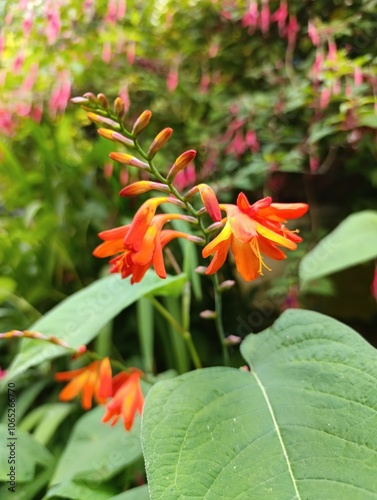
(231, 237, 261, 281)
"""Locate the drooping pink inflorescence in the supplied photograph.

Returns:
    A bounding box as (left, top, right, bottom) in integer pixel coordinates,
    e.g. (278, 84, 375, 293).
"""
(45, 1, 61, 45)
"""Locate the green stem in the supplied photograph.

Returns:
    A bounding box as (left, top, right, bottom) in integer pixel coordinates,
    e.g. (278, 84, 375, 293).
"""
(148, 296, 202, 369)
(211, 273, 229, 366)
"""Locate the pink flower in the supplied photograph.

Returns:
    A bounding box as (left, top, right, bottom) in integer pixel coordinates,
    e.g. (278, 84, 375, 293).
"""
(260, 0, 270, 34)
(200, 73, 210, 94)
(308, 20, 320, 46)
(245, 129, 259, 153)
(354, 66, 363, 86)
(320, 87, 331, 109)
(105, 0, 117, 24)
(22, 13, 34, 38)
(287, 15, 299, 46)
(327, 40, 337, 62)
(45, 2, 61, 45)
(242, 1, 258, 31)
(102, 41, 112, 64)
(271, 0, 287, 36)
(166, 67, 179, 92)
(117, 0, 127, 20)
(12, 51, 24, 73)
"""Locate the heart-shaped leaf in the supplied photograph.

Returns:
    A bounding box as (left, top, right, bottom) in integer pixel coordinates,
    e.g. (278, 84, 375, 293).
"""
(142, 309, 377, 499)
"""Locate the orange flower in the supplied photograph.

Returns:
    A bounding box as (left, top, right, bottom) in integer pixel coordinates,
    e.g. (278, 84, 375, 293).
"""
(203, 193, 308, 281)
(102, 370, 144, 431)
(93, 197, 196, 283)
(55, 358, 112, 410)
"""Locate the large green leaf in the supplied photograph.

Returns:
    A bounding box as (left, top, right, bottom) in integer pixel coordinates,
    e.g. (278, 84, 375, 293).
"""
(142, 309, 377, 499)
(50, 405, 142, 486)
(0, 425, 52, 483)
(299, 211, 377, 286)
(3, 272, 186, 383)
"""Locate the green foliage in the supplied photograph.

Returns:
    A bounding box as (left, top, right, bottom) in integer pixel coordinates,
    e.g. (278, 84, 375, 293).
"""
(300, 211, 377, 286)
(142, 309, 377, 499)
(3, 272, 187, 383)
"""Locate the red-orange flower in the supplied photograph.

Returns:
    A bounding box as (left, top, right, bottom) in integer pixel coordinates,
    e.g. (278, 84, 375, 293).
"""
(94, 197, 196, 283)
(203, 193, 308, 281)
(102, 370, 144, 431)
(55, 358, 112, 410)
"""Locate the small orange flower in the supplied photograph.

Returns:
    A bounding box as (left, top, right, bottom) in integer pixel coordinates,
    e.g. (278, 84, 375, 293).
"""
(102, 370, 144, 431)
(55, 358, 112, 410)
(203, 193, 308, 281)
(94, 211, 193, 283)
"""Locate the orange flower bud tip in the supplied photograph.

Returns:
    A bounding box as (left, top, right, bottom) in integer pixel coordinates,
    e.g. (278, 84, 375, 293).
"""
(77, 345, 87, 354)
(114, 97, 125, 117)
(98, 128, 116, 141)
(109, 153, 149, 170)
(166, 149, 197, 182)
(119, 181, 170, 196)
(132, 110, 152, 136)
(147, 128, 173, 157)
(87, 113, 120, 130)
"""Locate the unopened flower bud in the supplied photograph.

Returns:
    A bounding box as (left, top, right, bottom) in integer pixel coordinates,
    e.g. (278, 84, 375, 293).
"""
(147, 128, 173, 157)
(98, 129, 134, 148)
(83, 92, 98, 103)
(87, 112, 120, 130)
(97, 93, 110, 109)
(200, 310, 217, 319)
(187, 235, 205, 244)
(119, 181, 170, 196)
(166, 150, 197, 182)
(109, 152, 150, 170)
(195, 266, 207, 275)
(224, 335, 242, 346)
(114, 97, 125, 118)
(71, 96, 90, 104)
(206, 221, 225, 233)
(217, 280, 236, 292)
(132, 110, 152, 136)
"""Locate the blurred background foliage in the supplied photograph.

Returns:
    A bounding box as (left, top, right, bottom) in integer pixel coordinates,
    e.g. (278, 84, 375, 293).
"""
(0, 0, 377, 497)
(0, 0, 377, 348)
